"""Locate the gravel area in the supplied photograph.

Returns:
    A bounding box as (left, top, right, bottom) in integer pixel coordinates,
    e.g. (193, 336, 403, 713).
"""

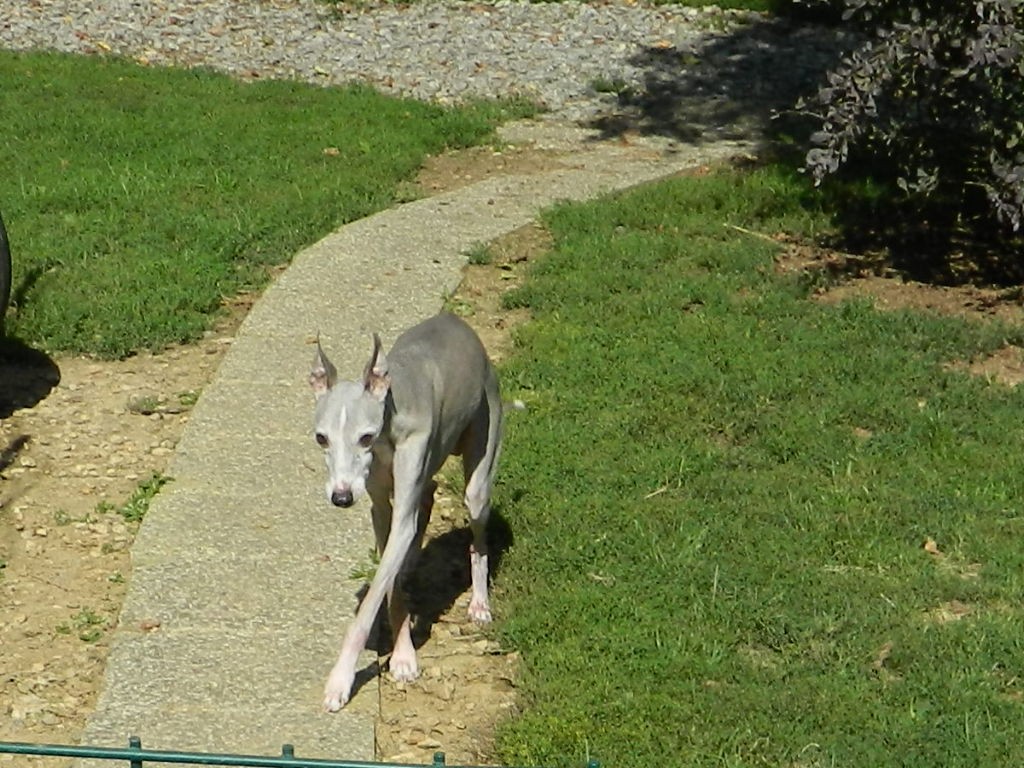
(0, 0, 853, 134)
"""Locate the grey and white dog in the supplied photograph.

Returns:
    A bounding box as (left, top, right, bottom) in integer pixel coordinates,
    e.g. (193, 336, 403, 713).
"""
(309, 313, 503, 711)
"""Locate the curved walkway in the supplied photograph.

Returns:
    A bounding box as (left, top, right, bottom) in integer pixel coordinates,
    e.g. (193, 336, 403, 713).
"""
(78, 121, 752, 763)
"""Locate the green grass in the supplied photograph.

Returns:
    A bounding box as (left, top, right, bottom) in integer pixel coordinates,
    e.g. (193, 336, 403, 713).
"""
(57, 606, 108, 642)
(115, 472, 171, 523)
(507, 0, 772, 9)
(493, 166, 1024, 767)
(465, 241, 495, 266)
(0, 51, 533, 357)
(318, 0, 773, 11)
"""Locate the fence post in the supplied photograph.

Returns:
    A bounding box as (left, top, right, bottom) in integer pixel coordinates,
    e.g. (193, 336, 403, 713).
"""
(432, 752, 446, 768)
(128, 736, 143, 768)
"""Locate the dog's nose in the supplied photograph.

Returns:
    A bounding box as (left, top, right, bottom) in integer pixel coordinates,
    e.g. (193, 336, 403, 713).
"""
(331, 489, 354, 508)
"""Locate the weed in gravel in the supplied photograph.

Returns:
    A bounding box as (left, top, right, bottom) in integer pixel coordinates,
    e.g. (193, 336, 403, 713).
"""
(57, 607, 107, 643)
(466, 242, 495, 266)
(116, 472, 170, 524)
(350, 549, 381, 583)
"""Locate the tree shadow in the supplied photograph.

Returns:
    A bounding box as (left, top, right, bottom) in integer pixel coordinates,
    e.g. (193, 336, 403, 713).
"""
(0, 336, 61, 418)
(591, 16, 1024, 286)
(589, 17, 858, 150)
(819, 170, 1024, 287)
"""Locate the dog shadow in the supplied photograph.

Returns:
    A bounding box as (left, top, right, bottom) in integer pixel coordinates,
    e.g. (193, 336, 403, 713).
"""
(0, 337, 61, 419)
(360, 506, 515, 660)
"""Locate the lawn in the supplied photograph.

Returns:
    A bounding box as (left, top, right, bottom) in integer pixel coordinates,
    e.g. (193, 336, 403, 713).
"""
(492, 166, 1024, 767)
(0, 50, 530, 358)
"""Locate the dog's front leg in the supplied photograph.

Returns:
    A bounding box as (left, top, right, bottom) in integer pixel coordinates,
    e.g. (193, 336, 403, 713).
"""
(388, 479, 435, 681)
(323, 442, 427, 712)
(324, 514, 419, 710)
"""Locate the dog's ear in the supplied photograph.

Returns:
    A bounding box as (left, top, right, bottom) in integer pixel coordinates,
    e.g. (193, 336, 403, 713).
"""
(309, 334, 337, 399)
(362, 332, 390, 402)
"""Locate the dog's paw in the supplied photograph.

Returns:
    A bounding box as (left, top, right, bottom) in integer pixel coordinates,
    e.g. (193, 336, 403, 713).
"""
(468, 598, 492, 624)
(389, 650, 420, 683)
(323, 692, 347, 713)
(323, 665, 354, 712)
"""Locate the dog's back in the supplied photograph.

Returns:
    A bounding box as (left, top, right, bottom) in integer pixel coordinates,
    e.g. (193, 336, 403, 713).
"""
(386, 314, 498, 467)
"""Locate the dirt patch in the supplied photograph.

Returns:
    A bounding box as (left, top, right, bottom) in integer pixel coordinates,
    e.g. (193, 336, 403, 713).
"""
(0, 311, 242, 767)
(776, 241, 1024, 386)
(951, 344, 1024, 388)
(417, 143, 570, 196)
(445, 222, 549, 361)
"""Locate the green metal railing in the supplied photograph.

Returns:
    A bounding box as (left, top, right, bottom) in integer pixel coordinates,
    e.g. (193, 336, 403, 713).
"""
(0, 738, 453, 768)
(0, 739, 598, 768)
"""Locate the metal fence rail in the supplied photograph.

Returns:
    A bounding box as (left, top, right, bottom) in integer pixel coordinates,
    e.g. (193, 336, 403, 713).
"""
(0, 739, 598, 768)
(0, 738, 464, 768)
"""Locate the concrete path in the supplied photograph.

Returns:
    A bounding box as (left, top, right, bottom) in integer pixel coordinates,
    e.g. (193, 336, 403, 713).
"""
(78, 121, 750, 764)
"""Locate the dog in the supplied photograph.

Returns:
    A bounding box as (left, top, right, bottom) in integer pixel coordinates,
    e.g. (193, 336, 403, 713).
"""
(309, 313, 503, 711)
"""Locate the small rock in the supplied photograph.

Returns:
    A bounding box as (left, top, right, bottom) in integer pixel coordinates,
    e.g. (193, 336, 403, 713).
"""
(383, 753, 420, 764)
(437, 681, 456, 702)
(12, 694, 47, 720)
(404, 729, 426, 745)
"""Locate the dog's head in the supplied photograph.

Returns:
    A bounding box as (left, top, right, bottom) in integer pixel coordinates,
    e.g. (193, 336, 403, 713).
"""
(309, 333, 390, 508)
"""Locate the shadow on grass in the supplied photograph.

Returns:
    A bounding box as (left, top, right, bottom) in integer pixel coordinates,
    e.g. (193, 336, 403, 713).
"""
(588, 16, 856, 149)
(594, 14, 1024, 286)
(820, 176, 1024, 287)
(0, 336, 61, 419)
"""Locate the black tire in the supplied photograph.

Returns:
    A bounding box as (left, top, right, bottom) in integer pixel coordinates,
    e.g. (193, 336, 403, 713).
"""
(0, 211, 10, 334)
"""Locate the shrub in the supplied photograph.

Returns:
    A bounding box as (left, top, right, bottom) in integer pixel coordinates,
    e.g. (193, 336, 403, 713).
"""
(798, 0, 1024, 250)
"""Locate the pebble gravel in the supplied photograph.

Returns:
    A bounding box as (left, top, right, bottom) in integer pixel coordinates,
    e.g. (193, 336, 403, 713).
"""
(0, 0, 851, 130)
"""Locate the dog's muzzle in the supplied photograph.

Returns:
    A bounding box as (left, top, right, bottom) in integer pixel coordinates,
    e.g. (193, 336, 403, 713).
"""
(331, 488, 354, 508)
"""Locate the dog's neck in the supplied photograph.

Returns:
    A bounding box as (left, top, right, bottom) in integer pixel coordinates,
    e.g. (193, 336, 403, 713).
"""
(372, 391, 398, 454)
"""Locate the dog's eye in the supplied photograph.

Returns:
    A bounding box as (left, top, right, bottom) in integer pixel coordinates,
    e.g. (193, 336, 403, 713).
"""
(315, 433, 329, 448)
(358, 432, 376, 449)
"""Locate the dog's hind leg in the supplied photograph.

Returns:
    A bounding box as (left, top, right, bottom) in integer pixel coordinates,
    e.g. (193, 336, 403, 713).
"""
(461, 368, 503, 624)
